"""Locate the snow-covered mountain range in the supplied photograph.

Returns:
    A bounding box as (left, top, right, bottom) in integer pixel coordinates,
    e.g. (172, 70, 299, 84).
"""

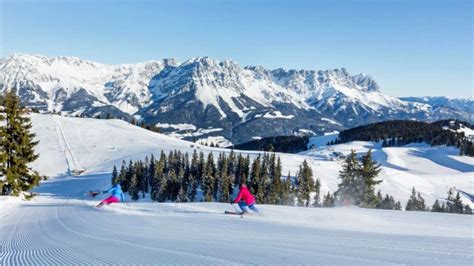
(400, 96, 473, 123)
(1, 53, 471, 144)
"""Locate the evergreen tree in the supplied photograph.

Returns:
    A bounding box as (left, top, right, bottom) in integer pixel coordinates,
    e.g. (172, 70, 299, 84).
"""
(202, 153, 215, 202)
(445, 187, 454, 212)
(281, 172, 292, 205)
(187, 171, 197, 202)
(312, 178, 321, 207)
(323, 191, 335, 207)
(416, 192, 426, 211)
(218, 161, 231, 202)
(111, 165, 118, 185)
(197, 151, 205, 184)
(129, 173, 140, 201)
(258, 154, 270, 203)
(405, 187, 426, 211)
(157, 175, 168, 202)
(270, 156, 282, 204)
(176, 186, 188, 203)
(295, 165, 303, 206)
(358, 150, 382, 207)
(374, 191, 400, 210)
(394, 201, 402, 210)
(227, 150, 236, 178)
(168, 169, 180, 201)
(464, 204, 472, 215)
(215, 153, 226, 201)
(190, 150, 199, 177)
(142, 156, 150, 195)
(0, 91, 42, 196)
(336, 150, 359, 205)
(116, 160, 127, 186)
(148, 154, 156, 194)
(243, 155, 250, 183)
(151, 154, 165, 201)
(405, 187, 417, 211)
(234, 154, 244, 188)
(121, 160, 134, 192)
(374, 190, 383, 208)
(431, 199, 444, 212)
(249, 155, 261, 197)
(296, 160, 314, 207)
(451, 192, 464, 214)
(135, 161, 146, 198)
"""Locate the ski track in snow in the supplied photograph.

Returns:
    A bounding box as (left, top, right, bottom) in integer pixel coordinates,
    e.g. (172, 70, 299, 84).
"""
(53, 115, 82, 173)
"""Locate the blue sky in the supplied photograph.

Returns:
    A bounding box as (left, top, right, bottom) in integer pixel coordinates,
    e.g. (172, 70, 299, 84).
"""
(0, 0, 472, 97)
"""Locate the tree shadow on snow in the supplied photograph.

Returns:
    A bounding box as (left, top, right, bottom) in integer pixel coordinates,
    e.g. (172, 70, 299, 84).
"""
(32, 173, 112, 201)
(371, 149, 410, 172)
(408, 149, 474, 173)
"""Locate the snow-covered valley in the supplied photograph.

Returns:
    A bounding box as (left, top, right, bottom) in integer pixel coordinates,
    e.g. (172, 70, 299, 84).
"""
(1, 114, 473, 265)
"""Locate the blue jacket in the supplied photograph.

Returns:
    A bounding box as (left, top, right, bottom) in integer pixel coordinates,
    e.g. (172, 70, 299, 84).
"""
(103, 184, 125, 202)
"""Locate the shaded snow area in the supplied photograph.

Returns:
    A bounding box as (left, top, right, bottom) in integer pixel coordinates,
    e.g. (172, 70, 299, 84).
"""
(308, 132, 339, 149)
(0, 114, 473, 265)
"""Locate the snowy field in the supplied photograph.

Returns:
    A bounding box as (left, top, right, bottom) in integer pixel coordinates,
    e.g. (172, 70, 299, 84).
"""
(1, 114, 473, 265)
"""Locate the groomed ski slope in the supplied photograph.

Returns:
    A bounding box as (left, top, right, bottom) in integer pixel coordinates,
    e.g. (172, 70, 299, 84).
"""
(0, 114, 473, 265)
(1, 173, 473, 265)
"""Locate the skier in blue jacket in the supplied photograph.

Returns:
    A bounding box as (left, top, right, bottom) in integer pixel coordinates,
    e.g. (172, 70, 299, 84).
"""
(91, 183, 125, 207)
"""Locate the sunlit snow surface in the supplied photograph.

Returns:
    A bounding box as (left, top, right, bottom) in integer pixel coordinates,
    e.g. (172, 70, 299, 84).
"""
(0, 114, 473, 265)
(1, 175, 472, 265)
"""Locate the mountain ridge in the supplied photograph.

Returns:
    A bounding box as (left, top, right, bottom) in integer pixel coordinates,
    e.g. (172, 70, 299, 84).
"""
(1, 53, 471, 144)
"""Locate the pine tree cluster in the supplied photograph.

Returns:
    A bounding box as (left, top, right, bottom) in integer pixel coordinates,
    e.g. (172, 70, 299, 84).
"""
(234, 135, 310, 153)
(374, 190, 402, 210)
(330, 120, 474, 156)
(110, 147, 473, 215)
(430, 187, 472, 214)
(111, 150, 319, 206)
(405, 187, 427, 211)
(0, 91, 43, 196)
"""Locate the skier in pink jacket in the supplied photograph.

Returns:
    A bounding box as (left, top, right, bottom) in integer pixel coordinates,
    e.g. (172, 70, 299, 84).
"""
(233, 184, 260, 213)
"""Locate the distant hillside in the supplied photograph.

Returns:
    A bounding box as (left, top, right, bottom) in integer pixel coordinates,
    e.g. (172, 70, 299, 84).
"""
(232, 135, 309, 153)
(332, 120, 474, 156)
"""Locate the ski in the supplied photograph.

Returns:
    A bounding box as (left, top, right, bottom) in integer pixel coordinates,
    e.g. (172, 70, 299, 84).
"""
(224, 211, 244, 216)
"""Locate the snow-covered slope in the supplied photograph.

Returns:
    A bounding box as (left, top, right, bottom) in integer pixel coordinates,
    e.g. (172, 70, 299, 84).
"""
(302, 136, 473, 207)
(0, 114, 473, 265)
(28, 113, 473, 207)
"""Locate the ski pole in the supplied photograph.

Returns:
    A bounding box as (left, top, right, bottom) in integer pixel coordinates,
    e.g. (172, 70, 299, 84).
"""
(231, 203, 239, 212)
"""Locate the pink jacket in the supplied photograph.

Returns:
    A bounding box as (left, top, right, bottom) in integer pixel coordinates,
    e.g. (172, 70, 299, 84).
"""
(233, 186, 256, 205)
